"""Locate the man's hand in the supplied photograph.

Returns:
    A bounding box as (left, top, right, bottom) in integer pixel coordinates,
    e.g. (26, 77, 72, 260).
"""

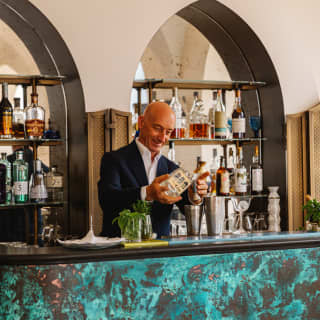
(146, 174, 182, 204)
(188, 171, 210, 204)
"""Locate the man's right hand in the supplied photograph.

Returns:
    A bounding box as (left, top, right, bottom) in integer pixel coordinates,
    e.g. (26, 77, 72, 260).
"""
(146, 174, 182, 205)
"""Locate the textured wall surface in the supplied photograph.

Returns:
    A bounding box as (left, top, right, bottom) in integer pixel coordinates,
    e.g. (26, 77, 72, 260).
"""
(1, 248, 320, 319)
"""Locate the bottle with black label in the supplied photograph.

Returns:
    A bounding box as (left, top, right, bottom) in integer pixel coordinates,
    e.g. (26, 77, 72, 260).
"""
(232, 89, 246, 139)
(216, 156, 230, 196)
(251, 145, 263, 194)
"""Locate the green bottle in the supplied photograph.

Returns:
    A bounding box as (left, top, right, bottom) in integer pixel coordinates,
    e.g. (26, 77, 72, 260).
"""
(13, 151, 28, 203)
(0, 152, 11, 202)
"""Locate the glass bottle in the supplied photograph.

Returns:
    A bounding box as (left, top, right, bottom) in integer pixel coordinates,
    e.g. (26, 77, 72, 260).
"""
(170, 87, 185, 139)
(0, 82, 13, 138)
(234, 146, 247, 195)
(232, 89, 246, 138)
(30, 159, 48, 202)
(209, 148, 219, 195)
(0, 163, 6, 204)
(45, 165, 64, 201)
(12, 97, 25, 138)
(251, 145, 263, 194)
(0, 153, 11, 202)
(227, 147, 236, 195)
(13, 150, 28, 203)
(191, 156, 207, 202)
(208, 90, 217, 139)
(189, 91, 209, 139)
(214, 89, 227, 139)
(216, 156, 230, 196)
(167, 141, 176, 163)
(25, 84, 45, 139)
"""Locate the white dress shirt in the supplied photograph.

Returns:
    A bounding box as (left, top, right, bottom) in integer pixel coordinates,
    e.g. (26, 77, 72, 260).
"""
(135, 138, 162, 200)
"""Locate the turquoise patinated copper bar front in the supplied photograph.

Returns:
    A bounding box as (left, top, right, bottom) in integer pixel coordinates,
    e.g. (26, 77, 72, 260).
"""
(1, 247, 320, 319)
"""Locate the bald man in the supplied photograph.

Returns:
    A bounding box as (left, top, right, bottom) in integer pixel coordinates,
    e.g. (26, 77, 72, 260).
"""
(98, 102, 209, 238)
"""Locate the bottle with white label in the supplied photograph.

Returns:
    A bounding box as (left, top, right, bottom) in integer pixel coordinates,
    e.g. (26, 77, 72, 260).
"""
(216, 156, 230, 196)
(232, 89, 246, 139)
(214, 90, 227, 139)
(251, 145, 263, 194)
(30, 159, 48, 202)
(13, 150, 28, 203)
(45, 165, 64, 201)
(235, 146, 247, 195)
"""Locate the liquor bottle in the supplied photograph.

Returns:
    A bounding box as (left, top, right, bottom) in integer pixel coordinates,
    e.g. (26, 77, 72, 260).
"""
(0, 82, 13, 138)
(13, 150, 28, 203)
(191, 156, 207, 201)
(25, 84, 45, 139)
(189, 91, 209, 138)
(45, 165, 64, 201)
(170, 87, 185, 138)
(232, 89, 246, 138)
(30, 159, 48, 202)
(167, 141, 176, 163)
(209, 148, 219, 195)
(216, 156, 230, 196)
(0, 153, 11, 202)
(251, 145, 263, 194)
(12, 97, 25, 138)
(0, 162, 6, 204)
(214, 89, 227, 139)
(208, 90, 218, 139)
(234, 146, 247, 195)
(227, 147, 236, 195)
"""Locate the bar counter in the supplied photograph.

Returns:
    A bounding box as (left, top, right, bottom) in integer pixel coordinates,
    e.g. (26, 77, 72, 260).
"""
(1, 232, 320, 319)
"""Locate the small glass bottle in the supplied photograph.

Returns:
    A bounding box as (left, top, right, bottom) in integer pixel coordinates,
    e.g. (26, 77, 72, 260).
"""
(209, 148, 219, 195)
(12, 97, 25, 138)
(216, 156, 230, 196)
(0, 163, 6, 204)
(30, 159, 48, 202)
(234, 146, 247, 195)
(45, 165, 64, 201)
(208, 90, 218, 139)
(251, 145, 263, 194)
(170, 87, 185, 139)
(13, 150, 29, 203)
(25, 85, 45, 139)
(214, 89, 227, 139)
(189, 91, 209, 139)
(227, 148, 236, 196)
(0, 82, 13, 138)
(0, 153, 11, 202)
(232, 89, 246, 139)
(167, 141, 176, 163)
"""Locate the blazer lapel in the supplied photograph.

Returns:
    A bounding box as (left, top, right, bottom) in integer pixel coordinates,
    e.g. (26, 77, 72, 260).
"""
(156, 156, 168, 177)
(127, 142, 149, 186)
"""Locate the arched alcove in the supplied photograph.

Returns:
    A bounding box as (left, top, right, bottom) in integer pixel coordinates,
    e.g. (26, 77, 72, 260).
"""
(138, 0, 287, 229)
(0, 0, 88, 235)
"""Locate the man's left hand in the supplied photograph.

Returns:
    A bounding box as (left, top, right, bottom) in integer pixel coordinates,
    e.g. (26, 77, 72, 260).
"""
(194, 171, 210, 197)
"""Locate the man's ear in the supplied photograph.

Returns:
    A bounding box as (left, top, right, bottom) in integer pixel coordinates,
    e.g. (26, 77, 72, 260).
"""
(138, 115, 144, 129)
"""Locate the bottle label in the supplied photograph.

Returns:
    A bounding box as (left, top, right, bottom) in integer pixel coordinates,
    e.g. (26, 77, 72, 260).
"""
(26, 119, 45, 137)
(2, 112, 12, 136)
(46, 176, 63, 188)
(232, 118, 246, 133)
(235, 168, 247, 193)
(220, 171, 230, 194)
(215, 112, 227, 137)
(30, 186, 48, 199)
(13, 181, 28, 195)
(252, 168, 263, 191)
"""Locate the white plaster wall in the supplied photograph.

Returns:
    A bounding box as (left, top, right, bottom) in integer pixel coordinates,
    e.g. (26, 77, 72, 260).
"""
(30, 0, 320, 115)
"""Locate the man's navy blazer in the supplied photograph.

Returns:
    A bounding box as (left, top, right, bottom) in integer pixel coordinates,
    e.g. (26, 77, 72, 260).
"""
(98, 141, 189, 238)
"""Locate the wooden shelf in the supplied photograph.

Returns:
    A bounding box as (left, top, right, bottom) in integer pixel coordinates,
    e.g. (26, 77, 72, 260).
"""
(0, 74, 65, 86)
(0, 138, 64, 146)
(0, 201, 66, 210)
(168, 138, 266, 146)
(133, 79, 266, 91)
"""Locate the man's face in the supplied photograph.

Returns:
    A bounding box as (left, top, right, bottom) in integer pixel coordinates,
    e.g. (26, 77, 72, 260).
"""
(138, 108, 175, 157)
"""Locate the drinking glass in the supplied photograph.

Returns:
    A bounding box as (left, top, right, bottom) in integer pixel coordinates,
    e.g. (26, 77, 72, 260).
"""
(249, 115, 261, 138)
(231, 197, 252, 234)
